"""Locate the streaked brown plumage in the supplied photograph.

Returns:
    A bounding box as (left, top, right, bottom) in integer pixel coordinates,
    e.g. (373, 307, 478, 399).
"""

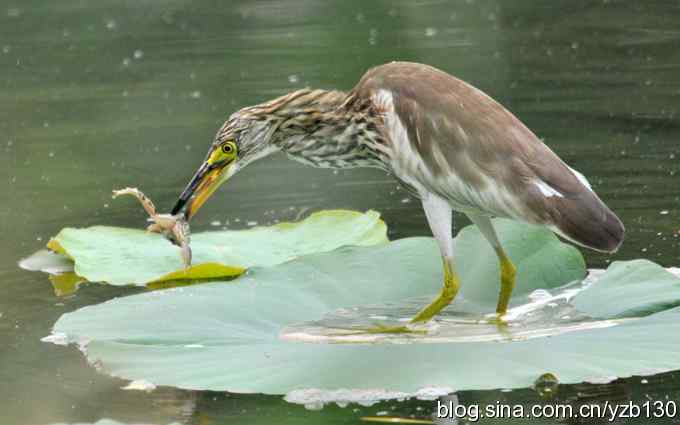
(172, 61, 624, 324)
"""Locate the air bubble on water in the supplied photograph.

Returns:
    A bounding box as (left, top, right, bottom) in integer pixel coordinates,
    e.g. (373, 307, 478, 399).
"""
(105, 19, 117, 30)
(6, 7, 21, 18)
(641, 379, 649, 384)
(571, 42, 579, 49)
(400, 198, 411, 204)
(133, 49, 144, 60)
(103, 203, 109, 208)
(424, 27, 437, 37)
(368, 28, 378, 45)
(2, 45, 10, 54)
(122, 58, 131, 66)
(247, 221, 258, 227)
(288, 74, 299, 84)
(190, 90, 201, 99)
(660, 210, 669, 215)
(48, 151, 55, 158)
(528, 289, 552, 301)
(210, 220, 221, 226)
(122, 90, 129, 97)
(43, 121, 50, 128)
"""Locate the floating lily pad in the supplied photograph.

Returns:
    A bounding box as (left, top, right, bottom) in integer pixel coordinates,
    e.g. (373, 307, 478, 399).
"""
(24, 210, 387, 286)
(49, 219, 678, 400)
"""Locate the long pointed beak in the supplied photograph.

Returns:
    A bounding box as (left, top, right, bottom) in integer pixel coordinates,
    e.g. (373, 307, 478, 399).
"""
(171, 161, 235, 219)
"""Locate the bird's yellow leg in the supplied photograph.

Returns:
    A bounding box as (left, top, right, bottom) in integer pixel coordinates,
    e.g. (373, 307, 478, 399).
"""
(495, 247, 517, 315)
(410, 257, 460, 323)
(332, 257, 459, 335)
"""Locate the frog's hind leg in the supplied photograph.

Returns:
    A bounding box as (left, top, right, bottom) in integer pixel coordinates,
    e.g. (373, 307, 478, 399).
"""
(112, 188, 157, 217)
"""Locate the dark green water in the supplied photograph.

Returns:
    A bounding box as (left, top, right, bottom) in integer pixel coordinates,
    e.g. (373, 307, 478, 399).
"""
(2, 1, 680, 424)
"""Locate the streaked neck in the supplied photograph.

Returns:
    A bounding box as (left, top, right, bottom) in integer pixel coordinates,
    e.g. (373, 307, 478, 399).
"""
(247, 89, 389, 169)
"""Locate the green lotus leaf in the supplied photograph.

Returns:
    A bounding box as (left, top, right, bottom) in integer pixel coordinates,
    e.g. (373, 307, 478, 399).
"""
(48, 219, 673, 400)
(572, 259, 680, 319)
(26, 210, 387, 286)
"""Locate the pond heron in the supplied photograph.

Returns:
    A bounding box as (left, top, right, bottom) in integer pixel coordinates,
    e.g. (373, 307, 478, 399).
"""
(171, 62, 624, 325)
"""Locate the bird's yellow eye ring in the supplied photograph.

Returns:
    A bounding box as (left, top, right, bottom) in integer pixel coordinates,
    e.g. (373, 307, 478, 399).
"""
(222, 143, 234, 154)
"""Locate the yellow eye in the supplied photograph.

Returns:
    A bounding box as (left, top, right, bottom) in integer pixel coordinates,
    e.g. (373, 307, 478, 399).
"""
(208, 141, 237, 165)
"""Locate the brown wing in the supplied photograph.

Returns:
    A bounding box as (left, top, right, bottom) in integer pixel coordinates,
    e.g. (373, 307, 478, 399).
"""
(352, 62, 624, 252)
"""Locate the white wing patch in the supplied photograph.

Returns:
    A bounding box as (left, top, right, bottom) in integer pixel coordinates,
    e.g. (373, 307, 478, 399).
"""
(534, 180, 564, 198)
(569, 166, 592, 191)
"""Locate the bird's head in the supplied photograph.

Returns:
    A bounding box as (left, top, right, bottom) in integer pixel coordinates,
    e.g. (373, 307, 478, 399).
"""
(170, 110, 278, 219)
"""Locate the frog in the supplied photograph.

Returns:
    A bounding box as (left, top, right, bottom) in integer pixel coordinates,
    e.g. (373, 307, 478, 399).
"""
(112, 187, 192, 268)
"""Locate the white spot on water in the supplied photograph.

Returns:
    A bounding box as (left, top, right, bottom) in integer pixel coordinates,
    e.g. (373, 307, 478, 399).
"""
(6, 7, 21, 18)
(133, 49, 144, 60)
(288, 74, 299, 84)
(424, 27, 437, 37)
(41, 333, 69, 346)
(122, 379, 156, 391)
